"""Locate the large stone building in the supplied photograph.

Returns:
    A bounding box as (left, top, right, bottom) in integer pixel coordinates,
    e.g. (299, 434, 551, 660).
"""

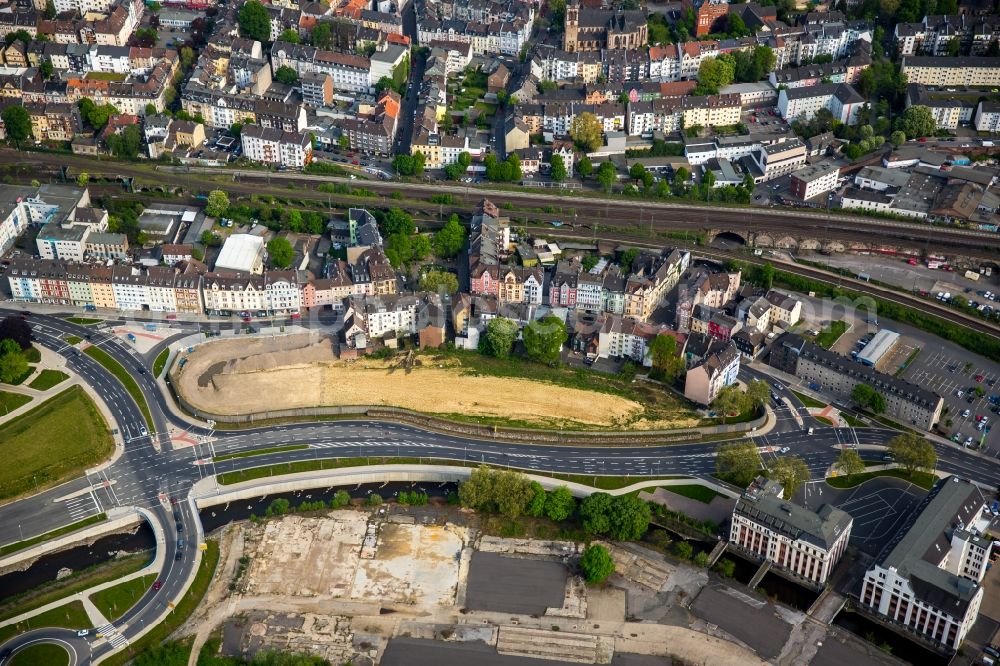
(769, 333, 944, 430)
(859, 477, 992, 651)
(562, 1, 647, 52)
(731, 477, 853, 586)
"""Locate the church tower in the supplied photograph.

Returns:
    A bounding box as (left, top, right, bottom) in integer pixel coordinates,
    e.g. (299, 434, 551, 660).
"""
(563, 0, 579, 52)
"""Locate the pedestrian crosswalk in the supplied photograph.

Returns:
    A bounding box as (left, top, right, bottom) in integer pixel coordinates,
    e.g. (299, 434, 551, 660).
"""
(97, 623, 129, 650)
(309, 440, 429, 449)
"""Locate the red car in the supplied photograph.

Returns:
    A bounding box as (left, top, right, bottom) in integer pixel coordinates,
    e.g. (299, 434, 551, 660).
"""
(290, 313, 301, 319)
(976, 374, 985, 382)
(152, 580, 162, 591)
(351, 159, 359, 165)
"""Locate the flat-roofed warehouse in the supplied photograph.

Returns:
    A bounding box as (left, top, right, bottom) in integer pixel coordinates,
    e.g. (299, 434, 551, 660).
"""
(857, 329, 900, 368)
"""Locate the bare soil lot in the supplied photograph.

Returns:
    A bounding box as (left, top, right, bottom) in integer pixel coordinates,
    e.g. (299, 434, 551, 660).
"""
(174, 335, 691, 429)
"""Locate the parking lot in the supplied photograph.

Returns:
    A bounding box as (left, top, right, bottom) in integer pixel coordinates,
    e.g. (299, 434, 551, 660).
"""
(902, 346, 1000, 454)
(801, 477, 925, 557)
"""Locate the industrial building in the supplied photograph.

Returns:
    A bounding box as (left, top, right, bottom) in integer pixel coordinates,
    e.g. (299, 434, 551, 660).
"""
(857, 329, 900, 367)
(215, 234, 265, 274)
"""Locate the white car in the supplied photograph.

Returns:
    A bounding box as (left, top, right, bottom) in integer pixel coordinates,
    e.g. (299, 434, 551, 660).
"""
(140, 426, 148, 437)
(77, 629, 89, 637)
(962, 409, 971, 418)
(779, 447, 790, 453)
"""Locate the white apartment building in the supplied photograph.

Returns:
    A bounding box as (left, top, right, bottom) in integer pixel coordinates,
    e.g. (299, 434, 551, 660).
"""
(752, 140, 807, 182)
(974, 101, 1000, 133)
(240, 125, 313, 168)
(860, 477, 992, 651)
(901, 56, 1000, 87)
(683, 341, 740, 405)
(778, 83, 864, 124)
(731, 478, 853, 586)
(790, 162, 840, 200)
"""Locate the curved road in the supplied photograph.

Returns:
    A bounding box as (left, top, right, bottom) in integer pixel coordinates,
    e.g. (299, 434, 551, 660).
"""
(1, 311, 1000, 663)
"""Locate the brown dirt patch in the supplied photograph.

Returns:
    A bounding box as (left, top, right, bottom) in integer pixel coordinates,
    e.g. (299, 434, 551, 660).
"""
(173, 335, 652, 428)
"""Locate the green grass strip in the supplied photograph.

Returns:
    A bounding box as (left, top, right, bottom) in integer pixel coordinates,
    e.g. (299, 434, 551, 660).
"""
(0, 391, 31, 413)
(83, 346, 152, 429)
(826, 468, 936, 491)
(152, 348, 170, 378)
(99, 540, 219, 666)
(65, 336, 82, 345)
(66, 317, 101, 326)
(0, 600, 91, 645)
(28, 370, 69, 391)
(213, 444, 309, 462)
(660, 484, 725, 504)
(0, 552, 150, 622)
(790, 390, 826, 409)
(218, 457, 688, 490)
(89, 574, 155, 622)
(0, 513, 107, 556)
(10, 642, 70, 666)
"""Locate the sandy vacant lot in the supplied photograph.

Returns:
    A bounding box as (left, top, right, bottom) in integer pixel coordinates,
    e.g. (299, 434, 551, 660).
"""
(242, 513, 466, 609)
(174, 334, 649, 428)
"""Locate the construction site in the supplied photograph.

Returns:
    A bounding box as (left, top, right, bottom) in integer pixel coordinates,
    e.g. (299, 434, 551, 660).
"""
(172, 334, 699, 429)
(181, 505, 906, 666)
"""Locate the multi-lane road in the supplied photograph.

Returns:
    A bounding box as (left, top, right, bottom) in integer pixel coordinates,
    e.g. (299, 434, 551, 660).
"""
(2, 310, 1000, 664)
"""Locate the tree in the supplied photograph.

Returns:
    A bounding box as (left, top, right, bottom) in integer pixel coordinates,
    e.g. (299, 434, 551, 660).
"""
(577, 156, 593, 178)
(727, 13, 748, 37)
(851, 383, 886, 414)
(0, 316, 31, 350)
(836, 449, 865, 481)
(274, 65, 298, 85)
(550, 153, 567, 182)
(238, 0, 271, 42)
(267, 237, 295, 268)
(580, 492, 613, 535)
(311, 22, 332, 49)
(769, 456, 810, 500)
(648, 334, 683, 383)
(481, 317, 518, 359)
(596, 161, 617, 192)
(580, 544, 615, 584)
(606, 494, 651, 540)
(432, 213, 465, 259)
(744, 379, 770, 411)
(674, 166, 690, 186)
(278, 28, 300, 44)
(713, 385, 745, 423)
(381, 207, 415, 236)
(620, 247, 639, 271)
(392, 154, 416, 176)
(76, 172, 90, 187)
(44, 0, 56, 18)
(569, 112, 603, 152)
(673, 540, 694, 560)
(897, 105, 936, 139)
(888, 433, 937, 476)
(523, 316, 567, 365)
(525, 481, 547, 518)
(4, 30, 32, 46)
(200, 230, 222, 247)
(946, 36, 960, 57)
(697, 55, 735, 92)
(0, 339, 28, 384)
(1, 106, 31, 148)
(40, 58, 54, 80)
(544, 486, 576, 522)
(206, 190, 230, 217)
(890, 130, 906, 147)
(413, 151, 426, 177)
(716, 440, 762, 488)
(458, 466, 497, 511)
(492, 469, 536, 519)
(629, 162, 647, 182)
(107, 124, 143, 159)
(418, 269, 458, 293)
